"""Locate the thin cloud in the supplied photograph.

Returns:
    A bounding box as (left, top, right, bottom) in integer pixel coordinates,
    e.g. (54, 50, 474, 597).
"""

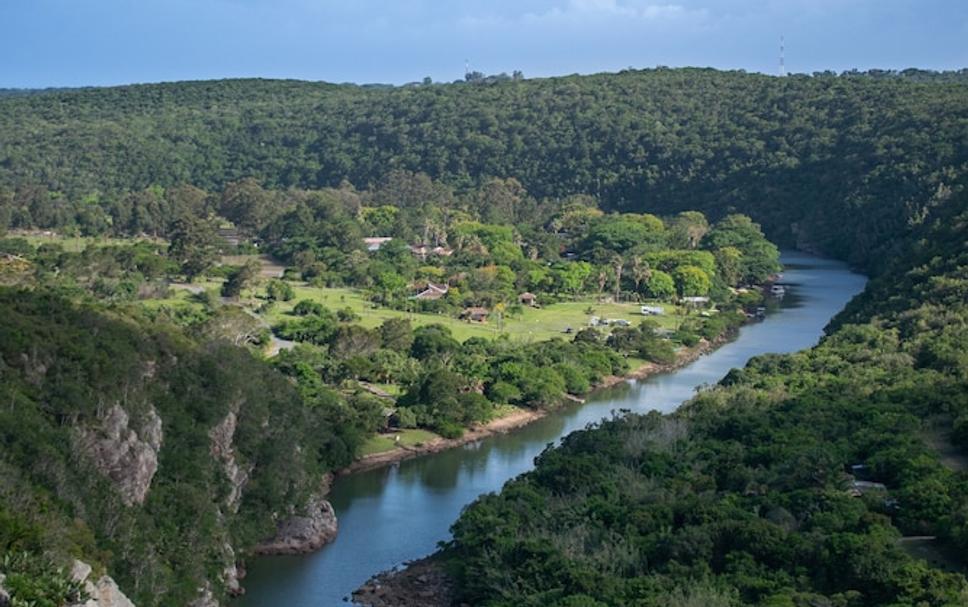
(460, 0, 708, 29)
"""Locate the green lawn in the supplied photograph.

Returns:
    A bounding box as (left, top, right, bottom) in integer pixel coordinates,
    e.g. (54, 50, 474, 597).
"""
(359, 428, 439, 456)
(135, 277, 697, 347)
(264, 284, 689, 342)
(13, 232, 164, 252)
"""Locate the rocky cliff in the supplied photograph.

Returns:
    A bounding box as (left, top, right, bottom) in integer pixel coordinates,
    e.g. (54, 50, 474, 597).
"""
(253, 487, 338, 556)
(80, 404, 163, 507)
(70, 560, 136, 607)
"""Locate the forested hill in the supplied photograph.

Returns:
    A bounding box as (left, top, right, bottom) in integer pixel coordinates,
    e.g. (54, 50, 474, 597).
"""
(1, 69, 966, 270)
(440, 176, 968, 607)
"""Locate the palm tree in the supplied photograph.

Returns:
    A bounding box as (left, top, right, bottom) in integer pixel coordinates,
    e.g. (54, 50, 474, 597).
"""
(630, 256, 652, 296)
(612, 253, 625, 303)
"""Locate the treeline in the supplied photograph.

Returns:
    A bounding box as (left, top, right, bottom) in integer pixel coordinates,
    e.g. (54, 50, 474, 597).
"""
(441, 189, 968, 604)
(1, 68, 966, 270)
(0, 174, 781, 312)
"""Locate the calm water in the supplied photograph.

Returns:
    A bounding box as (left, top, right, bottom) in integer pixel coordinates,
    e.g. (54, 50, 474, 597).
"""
(237, 252, 867, 606)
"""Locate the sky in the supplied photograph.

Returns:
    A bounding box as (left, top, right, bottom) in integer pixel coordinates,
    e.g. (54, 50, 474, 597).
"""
(1, 0, 966, 88)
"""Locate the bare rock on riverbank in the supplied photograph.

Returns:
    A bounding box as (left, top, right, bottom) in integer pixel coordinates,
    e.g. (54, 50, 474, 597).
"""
(353, 557, 457, 607)
(253, 489, 338, 555)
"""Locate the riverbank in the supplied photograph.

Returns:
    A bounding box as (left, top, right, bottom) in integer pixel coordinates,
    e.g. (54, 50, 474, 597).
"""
(337, 329, 734, 477)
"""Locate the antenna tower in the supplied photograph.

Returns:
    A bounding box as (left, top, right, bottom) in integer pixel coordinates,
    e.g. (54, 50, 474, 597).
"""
(779, 36, 786, 76)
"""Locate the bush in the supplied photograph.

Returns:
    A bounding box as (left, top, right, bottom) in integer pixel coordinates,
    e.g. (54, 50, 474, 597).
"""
(674, 330, 701, 347)
(434, 420, 464, 439)
(337, 306, 360, 322)
(266, 279, 295, 301)
(638, 338, 677, 364)
(293, 299, 326, 316)
(486, 381, 522, 404)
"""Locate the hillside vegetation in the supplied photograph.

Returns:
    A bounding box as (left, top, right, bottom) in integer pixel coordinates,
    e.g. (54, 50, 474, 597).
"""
(1, 69, 966, 269)
(0, 67, 965, 606)
(442, 183, 968, 605)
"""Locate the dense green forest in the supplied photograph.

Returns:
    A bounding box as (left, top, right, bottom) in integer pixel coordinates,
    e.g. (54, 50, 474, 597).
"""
(1, 68, 966, 270)
(442, 184, 968, 605)
(0, 67, 965, 606)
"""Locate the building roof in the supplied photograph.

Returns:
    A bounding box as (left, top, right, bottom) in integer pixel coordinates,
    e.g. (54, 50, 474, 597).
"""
(462, 306, 489, 316)
(363, 237, 393, 251)
(412, 282, 449, 300)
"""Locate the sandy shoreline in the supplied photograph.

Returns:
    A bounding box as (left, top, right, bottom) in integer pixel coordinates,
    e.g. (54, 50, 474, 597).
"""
(336, 330, 733, 478)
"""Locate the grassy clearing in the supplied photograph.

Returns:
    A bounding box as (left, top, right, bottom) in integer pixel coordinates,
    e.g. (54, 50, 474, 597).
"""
(263, 284, 689, 342)
(13, 232, 164, 252)
(359, 428, 440, 456)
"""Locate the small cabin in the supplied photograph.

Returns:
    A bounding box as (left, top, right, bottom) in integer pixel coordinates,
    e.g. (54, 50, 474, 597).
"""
(460, 307, 489, 322)
(363, 237, 393, 252)
(681, 296, 710, 306)
(519, 292, 538, 307)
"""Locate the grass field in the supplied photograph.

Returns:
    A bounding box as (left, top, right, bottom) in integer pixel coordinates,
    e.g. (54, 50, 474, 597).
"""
(11, 231, 165, 252)
(359, 428, 440, 456)
(264, 284, 688, 342)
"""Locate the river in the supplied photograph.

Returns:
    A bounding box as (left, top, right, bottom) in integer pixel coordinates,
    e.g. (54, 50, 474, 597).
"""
(236, 252, 867, 606)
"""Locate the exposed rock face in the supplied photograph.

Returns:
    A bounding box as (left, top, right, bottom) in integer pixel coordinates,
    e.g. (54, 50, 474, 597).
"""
(221, 542, 245, 597)
(70, 560, 136, 607)
(187, 584, 219, 607)
(253, 491, 338, 555)
(83, 405, 163, 506)
(0, 572, 10, 607)
(209, 411, 251, 513)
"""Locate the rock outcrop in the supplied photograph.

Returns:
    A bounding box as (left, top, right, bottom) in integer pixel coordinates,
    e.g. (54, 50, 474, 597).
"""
(209, 411, 251, 513)
(70, 560, 136, 607)
(253, 487, 338, 555)
(82, 404, 163, 506)
(221, 541, 245, 597)
(353, 557, 456, 607)
(0, 572, 10, 607)
(186, 584, 219, 607)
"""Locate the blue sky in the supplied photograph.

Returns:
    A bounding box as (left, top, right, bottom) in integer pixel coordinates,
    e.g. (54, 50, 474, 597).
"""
(1, 0, 966, 88)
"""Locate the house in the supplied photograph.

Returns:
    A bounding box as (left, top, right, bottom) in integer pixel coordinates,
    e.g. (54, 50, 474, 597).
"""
(460, 307, 489, 322)
(217, 226, 241, 247)
(410, 244, 453, 260)
(519, 292, 538, 307)
(412, 282, 449, 300)
(363, 237, 393, 252)
(848, 480, 887, 497)
(681, 296, 710, 306)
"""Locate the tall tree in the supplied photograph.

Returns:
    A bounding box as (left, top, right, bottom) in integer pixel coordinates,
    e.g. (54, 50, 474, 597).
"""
(168, 215, 220, 281)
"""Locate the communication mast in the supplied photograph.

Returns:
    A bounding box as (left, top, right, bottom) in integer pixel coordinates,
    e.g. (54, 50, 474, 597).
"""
(779, 36, 786, 77)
